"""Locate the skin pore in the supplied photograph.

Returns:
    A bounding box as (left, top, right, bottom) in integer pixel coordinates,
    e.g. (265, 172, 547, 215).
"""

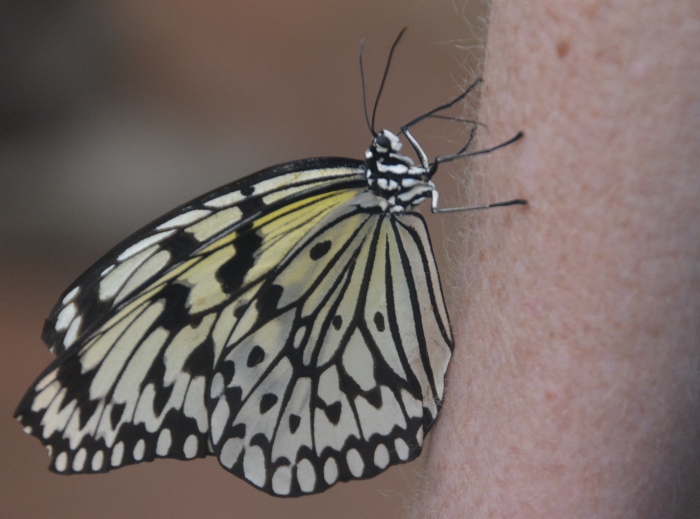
(414, 1, 700, 517)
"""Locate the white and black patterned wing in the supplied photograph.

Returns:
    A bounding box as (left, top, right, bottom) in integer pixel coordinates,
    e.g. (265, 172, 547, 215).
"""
(208, 199, 453, 496)
(15, 159, 366, 475)
(16, 161, 453, 494)
(42, 158, 365, 355)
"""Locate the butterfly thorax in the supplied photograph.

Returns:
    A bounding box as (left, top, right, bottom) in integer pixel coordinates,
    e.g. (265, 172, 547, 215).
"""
(364, 129, 434, 213)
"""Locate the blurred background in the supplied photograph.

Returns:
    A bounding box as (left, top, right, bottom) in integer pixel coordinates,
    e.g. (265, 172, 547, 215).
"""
(1, 1, 490, 517)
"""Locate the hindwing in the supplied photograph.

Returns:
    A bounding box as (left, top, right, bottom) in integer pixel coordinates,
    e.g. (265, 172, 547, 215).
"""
(208, 208, 453, 495)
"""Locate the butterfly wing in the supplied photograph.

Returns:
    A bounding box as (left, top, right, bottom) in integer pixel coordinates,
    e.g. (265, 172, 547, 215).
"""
(15, 159, 453, 496)
(15, 158, 366, 473)
(42, 158, 366, 355)
(208, 202, 453, 495)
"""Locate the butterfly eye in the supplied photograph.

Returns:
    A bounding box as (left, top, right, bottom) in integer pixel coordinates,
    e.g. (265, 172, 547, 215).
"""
(374, 134, 392, 151)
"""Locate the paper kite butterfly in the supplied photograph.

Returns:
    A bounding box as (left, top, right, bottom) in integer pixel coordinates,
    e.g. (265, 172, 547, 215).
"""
(15, 29, 525, 496)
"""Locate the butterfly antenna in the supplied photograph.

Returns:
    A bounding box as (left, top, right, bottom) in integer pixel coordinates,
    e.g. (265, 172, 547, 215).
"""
(359, 40, 374, 135)
(401, 78, 483, 133)
(434, 131, 524, 166)
(432, 197, 527, 214)
(370, 27, 408, 134)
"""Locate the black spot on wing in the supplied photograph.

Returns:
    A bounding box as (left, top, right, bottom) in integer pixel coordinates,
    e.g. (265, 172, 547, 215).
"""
(332, 315, 342, 330)
(289, 414, 301, 434)
(240, 185, 255, 196)
(246, 345, 265, 367)
(156, 230, 201, 262)
(152, 385, 174, 418)
(364, 386, 383, 409)
(309, 240, 332, 260)
(41, 318, 59, 351)
(146, 355, 172, 416)
(183, 336, 215, 378)
(230, 423, 246, 438)
(219, 359, 236, 386)
(324, 401, 342, 425)
(225, 385, 243, 414)
(157, 284, 195, 331)
(217, 229, 264, 294)
(256, 284, 283, 319)
(110, 402, 126, 429)
(373, 311, 385, 332)
(259, 393, 278, 414)
(77, 397, 100, 429)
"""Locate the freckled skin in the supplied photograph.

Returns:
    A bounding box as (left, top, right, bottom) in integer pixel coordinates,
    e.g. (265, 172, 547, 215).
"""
(414, 2, 700, 518)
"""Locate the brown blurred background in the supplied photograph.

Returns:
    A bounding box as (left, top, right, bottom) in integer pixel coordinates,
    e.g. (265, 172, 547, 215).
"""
(1, 1, 489, 517)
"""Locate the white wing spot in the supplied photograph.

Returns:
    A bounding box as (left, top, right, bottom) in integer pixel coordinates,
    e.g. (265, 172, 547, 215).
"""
(117, 230, 175, 261)
(374, 443, 389, 469)
(184, 376, 208, 433)
(114, 250, 171, 304)
(72, 448, 87, 471)
(416, 427, 424, 447)
(156, 209, 212, 230)
(22, 425, 32, 434)
(296, 458, 316, 493)
(323, 457, 339, 485)
(91, 450, 104, 471)
(185, 206, 243, 242)
(346, 448, 364, 478)
(35, 368, 58, 392)
(271, 466, 292, 496)
(394, 438, 409, 461)
(156, 429, 172, 456)
(293, 326, 306, 348)
(183, 434, 198, 459)
(210, 398, 230, 445)
(54, 451, 68, 472)
(63, 316, 83, 348)
(61, 286, 81, 304)
(220, 438, 244, 469)
(99, 247, 157, 301)
(342, 330, 377, 391)
(243, 446, 267, 487)
(400, 389, 423, 419)
(210, 372, 224, 399)
(55, 303, 77, 332)
(111, 442, 125, 467)
(204, 192, 245, 209)
(133, 439, 145, 461)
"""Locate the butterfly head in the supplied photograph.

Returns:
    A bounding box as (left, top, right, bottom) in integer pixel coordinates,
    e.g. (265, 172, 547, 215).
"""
(365, 129, 434, 212)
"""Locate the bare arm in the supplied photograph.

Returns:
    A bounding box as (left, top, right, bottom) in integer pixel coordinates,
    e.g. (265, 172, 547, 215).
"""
(415, 1, 700, 517)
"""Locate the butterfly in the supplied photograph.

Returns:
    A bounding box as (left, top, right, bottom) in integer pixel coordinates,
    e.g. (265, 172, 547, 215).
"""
(15, 29, 525, 497)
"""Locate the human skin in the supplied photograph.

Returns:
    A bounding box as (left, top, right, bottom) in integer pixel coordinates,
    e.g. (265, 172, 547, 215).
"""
(414, 1, 700, 517)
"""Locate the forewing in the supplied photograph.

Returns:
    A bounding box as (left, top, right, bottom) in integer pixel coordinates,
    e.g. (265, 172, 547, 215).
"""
(209, 207, 454, 496)
(43, 159, 365, 355)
